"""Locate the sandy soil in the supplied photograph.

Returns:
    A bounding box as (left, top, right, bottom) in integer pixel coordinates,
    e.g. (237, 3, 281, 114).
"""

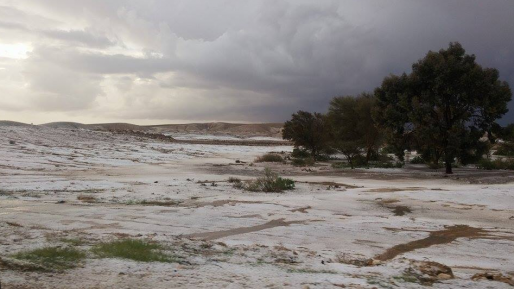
(1, 125, 513, 288)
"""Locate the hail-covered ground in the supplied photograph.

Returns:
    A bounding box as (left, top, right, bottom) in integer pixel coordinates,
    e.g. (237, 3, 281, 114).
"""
(0, 125, 513, 288)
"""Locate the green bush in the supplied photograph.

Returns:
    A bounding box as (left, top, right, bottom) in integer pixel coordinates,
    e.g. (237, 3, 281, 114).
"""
(477, 158, 514, 170)
(352, 155, 368, 167)
(240, 168, 295, 192)
(380, 145, 397, 155)
(331, 162, 348, 169)
(272, 177, 295, 191)
(255, 153, 284, 163)
(232, 181, 245, 189)
(373, 161, 404, 169)
(315, 154, 331, 161)
(292, 157, 315, 167)
(228, 177, 245, 189)
(291, 148, 311, 158)
(363, 150, 387, 161)
(290, 147, 325, 165)
(410, 155, 425, 164)
(494, 143, 514, 157)
(428, 162, 443, 169)
(477, 159, 496, 170)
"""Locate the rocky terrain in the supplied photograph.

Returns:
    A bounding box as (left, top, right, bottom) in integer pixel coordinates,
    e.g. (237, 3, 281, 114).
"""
(0, 124, 513, 288)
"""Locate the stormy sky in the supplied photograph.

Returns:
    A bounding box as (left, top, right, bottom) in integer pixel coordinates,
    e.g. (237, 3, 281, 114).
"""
(0, 0, 513, 125)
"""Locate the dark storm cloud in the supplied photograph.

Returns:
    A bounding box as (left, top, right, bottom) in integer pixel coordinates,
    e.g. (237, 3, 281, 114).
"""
(1, 0, 513, 123)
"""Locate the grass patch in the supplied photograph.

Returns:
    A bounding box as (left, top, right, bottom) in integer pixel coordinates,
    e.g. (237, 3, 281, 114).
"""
(255, 153, 284, 163)
(92, 239, 176, 263)
(12, 246, 86, 271)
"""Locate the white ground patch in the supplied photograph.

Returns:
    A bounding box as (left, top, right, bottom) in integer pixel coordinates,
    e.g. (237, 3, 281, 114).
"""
(0, 126, 513, 288)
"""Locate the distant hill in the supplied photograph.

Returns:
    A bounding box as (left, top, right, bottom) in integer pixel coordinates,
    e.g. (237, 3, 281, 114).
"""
(88, 123, 143, 131)
(36, 121, 283, 137)
(146, 122, 283, 137)
(41, 122, 89, 129)
(41, 122, 141, 131)
(0, 120, 31, 127)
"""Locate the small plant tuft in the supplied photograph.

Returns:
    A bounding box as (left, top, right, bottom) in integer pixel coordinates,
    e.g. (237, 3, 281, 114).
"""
(77, 195, 97, 203)
(238, 168, 295, 193)
(228, 177, 245, 189)
(227, 177, 241, 183)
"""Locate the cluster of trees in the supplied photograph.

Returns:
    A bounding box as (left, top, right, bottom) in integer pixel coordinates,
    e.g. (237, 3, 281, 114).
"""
(283, 42, 513, 174)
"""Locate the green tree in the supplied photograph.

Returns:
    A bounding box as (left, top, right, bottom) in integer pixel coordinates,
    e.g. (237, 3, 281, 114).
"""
(373, 73, 414, 162)
(493, 123, 514, 156)
(498, 123, 514, 141)
(327, 94, 382, 168)
(282, 111, 327, 157)
(375, 42, 511, 174)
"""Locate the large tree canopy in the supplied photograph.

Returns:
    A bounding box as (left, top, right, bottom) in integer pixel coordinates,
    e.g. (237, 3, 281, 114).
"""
(375, 42, 512, 173)
(282, 111, 327, 157)
(327, 94, 382, 167)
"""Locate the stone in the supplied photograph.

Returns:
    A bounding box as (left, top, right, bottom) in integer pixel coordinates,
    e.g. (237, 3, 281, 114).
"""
(437, 273, 453, 280)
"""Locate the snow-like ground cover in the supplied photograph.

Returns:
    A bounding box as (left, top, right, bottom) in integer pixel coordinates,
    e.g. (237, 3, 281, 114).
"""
(1, 126, 514, 288)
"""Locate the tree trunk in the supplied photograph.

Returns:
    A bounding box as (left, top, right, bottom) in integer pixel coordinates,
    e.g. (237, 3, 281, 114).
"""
(311, 147, 317, 158)
(347, 155, 354, 169)
(433, 149, 441, 165)
(445, 156, 453, 174)
(365, 147, 372, 164)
